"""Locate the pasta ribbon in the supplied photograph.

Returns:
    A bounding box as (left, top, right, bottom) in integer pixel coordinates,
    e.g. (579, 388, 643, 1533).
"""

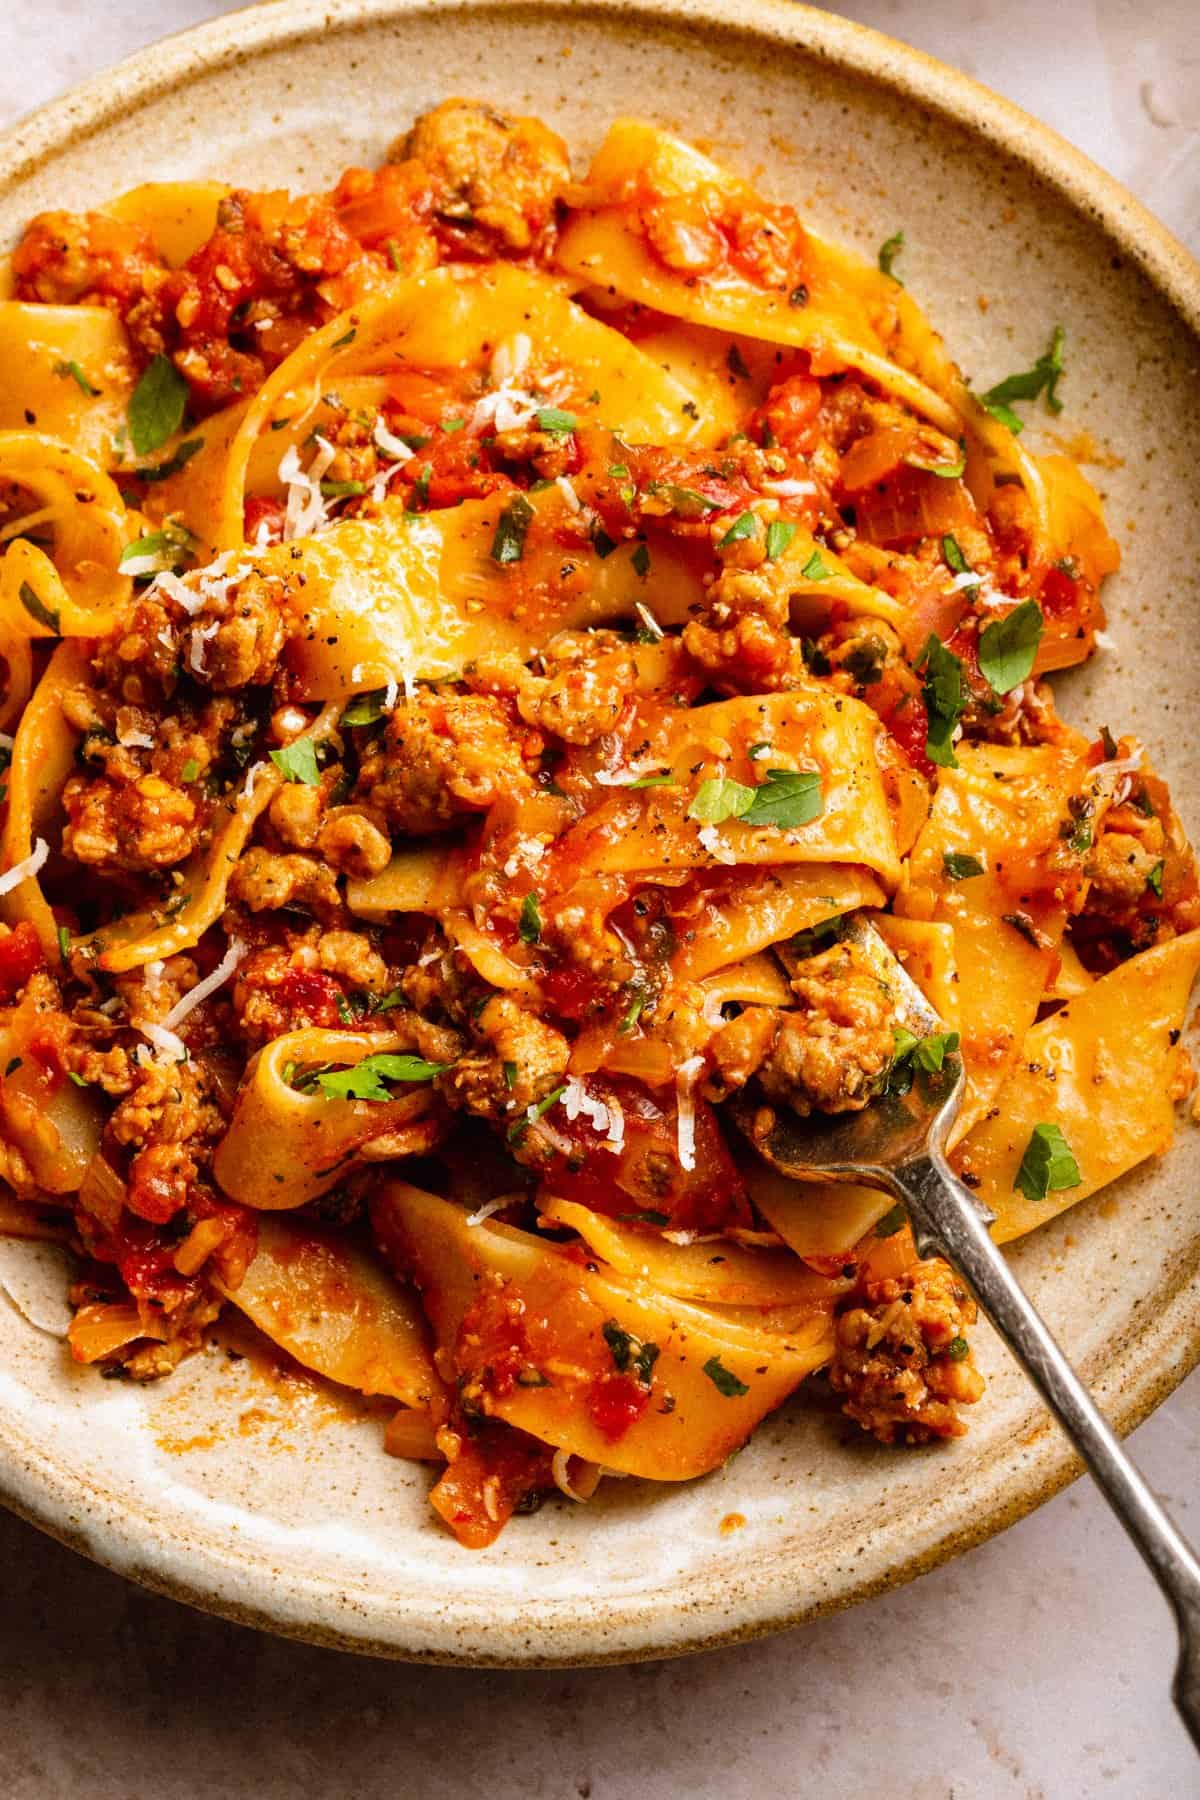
(0, 432, 132, 638)
(216, 1214, 438, 1408)
(960, 931, 1200, 1241)
(0, 638, 91, 955)
(373, 1181, 832, 1480)
(212, 1029, 441, 1210)
(0, 304, 136, 466)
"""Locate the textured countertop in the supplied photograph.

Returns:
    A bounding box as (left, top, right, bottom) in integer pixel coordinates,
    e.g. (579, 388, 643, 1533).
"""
(2, 3, 1199, 1796)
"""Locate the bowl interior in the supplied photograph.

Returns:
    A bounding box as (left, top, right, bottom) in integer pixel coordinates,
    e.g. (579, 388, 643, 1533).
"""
(0, 0, 1197, 1664)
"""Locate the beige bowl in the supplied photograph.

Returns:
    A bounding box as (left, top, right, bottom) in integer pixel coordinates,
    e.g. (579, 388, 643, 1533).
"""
(0, 0, 1197, 1666)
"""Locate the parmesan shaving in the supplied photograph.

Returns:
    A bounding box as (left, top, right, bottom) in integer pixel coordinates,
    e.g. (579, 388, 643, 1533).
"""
(634, 603, 664, 641)
(555, 475, 583, 513)
(161, 937, 248, 1032)
(551, 1449, 593, 1504)
(143, 959, 166, 998)
(760, 478, 816, 497)
(465, 1196, 510, 1228)
(241, 760, 270, 800)
(0, 837, 48, 898)
(141, 1021, 187, 1065)
(373, 418, 413, 462)
(675, 1054, 705, 1173)
(603, 1093, 625, 1155)
(280, 436, 338, 540)
(697, 823, 737, 865)
(116, 727, 154, 750)
(1093, 628, 1118, 651)
(148, 569, 204, 616)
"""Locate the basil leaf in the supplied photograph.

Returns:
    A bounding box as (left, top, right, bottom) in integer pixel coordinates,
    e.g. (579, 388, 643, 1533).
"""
(801, 549, 832, 580)
(943, 851, 985, 880)
(740, 768, 823, 830)
(941, 534, 970, 576)
(702, 1355, 749, 1398)
(535, 407, 577, 433)
(491, 493, 534, 564)
(877, 229, 905, 282)
(917, 634, 966, 768)
(1014, 1121, 1081, 1203)
(269, 739, 321, 785)
(128, 354, 189, 457)
(977, 599, 1043, 695)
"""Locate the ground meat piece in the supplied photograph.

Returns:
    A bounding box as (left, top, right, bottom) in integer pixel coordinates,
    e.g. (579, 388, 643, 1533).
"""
(106, 1054, 222, 1225)
(395, 99, 570, 256)
(514, 630, 638, 746)
(316, 930, 390, 993)
(62, 769, 203, 872)
(227, 847, 344, 922)
(705, 1005, 781, 1098)
(436, 992, 569, 1119)
(267, 778, 325, 849)
(92, 592, 185, 703)
(187, 570, 289, 691)
(829, 1254, 985, 1444)
(356, 691, 540, 834)
(316, 807, 393, 877)
(1086, 825, 1165, 912)
(680, 561, 798, 692)
(11, 209, 167, 310)
(757, 940, 898, 1115)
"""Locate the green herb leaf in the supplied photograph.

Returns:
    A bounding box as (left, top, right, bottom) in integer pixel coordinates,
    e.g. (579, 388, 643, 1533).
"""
(518, 891, 542, 944)
(507, 1083, 567, 1144)
(922, 453, 966, 479)
(502, 1060, 519, 1090)
(945, 1336, 970, 1361)
(917, 634, 966, 767)
(18, 581, 60, 635)
(801, 549, 832, 580)
(980, 326, 1066, 429)
(592, 526, 617, 559)
(977, 599, 1043, 695)
(1014, 1121, 1081, 1203)
(628, 771, 676, 789)
(330, 327, 358, 351)
(981, 397, 1025, 434)
(618, 991, 647, 1034)
(702, 1355, 749, 1398)
(877, 229, 905, 282)
(913, 1030, 960, 1072)
(340, 689, 388, 726)
(316, 1052, 452, 1102)
(1147, 859, 1165, 898)
(726, 343, 751, 380)
(603, 1319, 660, 1386)
(136, 436, 204, 482)
(941, 533, 970, 576)
(491, 493, 534, 564)
(765, 520, 797, 562)
(535, 407, 578, 434)
(53, 359, 100, 396)
(801, 637, 832, 676)
(741, 768, 823, 830)
(718, 510, 757, 547)
(688, 776, 755, 825)
(943, 851, 985, 880)
(441, 416, 465, 433)
(269, 739, 321, 785)
(645, 482, 718, 519)
(180, 758, 200, 783)
(128, 354, 189, 457)
(320, 479, 365, 499)
(119, 523, 198, 575)
(631, 542, 651, 578)
(57, 923, 71, 963)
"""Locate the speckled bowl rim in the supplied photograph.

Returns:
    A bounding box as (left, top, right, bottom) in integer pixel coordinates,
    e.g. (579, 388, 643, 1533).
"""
(0, 0, 1197, 1667)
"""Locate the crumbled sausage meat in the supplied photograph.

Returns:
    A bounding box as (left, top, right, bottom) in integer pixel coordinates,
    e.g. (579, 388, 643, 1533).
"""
(829, 1254, 985, 1444)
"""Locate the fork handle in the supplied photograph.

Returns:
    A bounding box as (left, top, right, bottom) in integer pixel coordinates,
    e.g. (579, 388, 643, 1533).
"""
(895, 1150, 1200, 1754)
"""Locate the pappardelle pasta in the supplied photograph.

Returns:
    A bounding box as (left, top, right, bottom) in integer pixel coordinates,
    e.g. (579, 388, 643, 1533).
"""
(0, 102, 1196, 1547)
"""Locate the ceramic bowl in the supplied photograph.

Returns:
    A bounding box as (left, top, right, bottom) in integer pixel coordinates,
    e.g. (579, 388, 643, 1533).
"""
(0, 0, 1197, 1666)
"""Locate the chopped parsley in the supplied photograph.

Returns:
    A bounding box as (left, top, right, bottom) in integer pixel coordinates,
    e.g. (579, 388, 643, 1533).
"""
(941, 533, 971, 577)
(801, 637, 832, 676)
(874, 1202, 906, 1238)
(57, 924, 71, 964)
(943, 851, 985, 880)
(441, 416, 465, 433)
(877, 229, 905, 282)
(917, 634, 967, 768)
(340, 689, 388, 726)
(1147, 859, 1165, 898)
(269, 739, 321, 785)
(508, 1083, 567, 1145)
(119, 522, 198, 575)
(180, 758, 201, 784)
(945, 1336, 970, 1361)
(631, 542, 651, 578)
(644, 482, 718, 519)
(136, 436, 204, 483)
(977, 599, 1043, 695)
(316, 1052, 451, 1102)
(535, 407, 577, 434)
(18, 582, 60, 635)
(602, 1319, 660, 1386)
(765, 519, 797, 562)
(518, 891, 542, 944)
(887, 1025, 961, 1092)
(128, 354, 189, 457)
(330, 326, 358, 350)
(690, 769, 821, 830)
(702, 1355, 749, 1398)
(689, 776, 754, 824)
(926, 452, 966, 479)
(53, 359, 100, 396)
(491, 493, 534, 564)
(618, 991, 647, 1034)
(1014, 1121, 1081, 1203)
(726, 343, 752, 380)
(980, 326, 1066, 433)
(801, 549, 833, 581)
(320, 479, 366, 499)
(718, 510, 758, 547)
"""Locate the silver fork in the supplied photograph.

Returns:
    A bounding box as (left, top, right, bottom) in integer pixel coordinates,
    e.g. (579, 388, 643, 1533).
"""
(732, 915, 1200, 1752)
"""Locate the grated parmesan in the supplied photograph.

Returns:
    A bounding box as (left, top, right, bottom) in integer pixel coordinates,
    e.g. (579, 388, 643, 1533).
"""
(280, 437, 338, 540)
(0, 838, 48, 898)
(697, 823, 737, 865)
(140, 1020, 187, 1065)
(634, 602, 664, 641)
(161, 937, 248, 1033)
(760, 478, 816, 498)
(465, 1196, 510, 1228)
